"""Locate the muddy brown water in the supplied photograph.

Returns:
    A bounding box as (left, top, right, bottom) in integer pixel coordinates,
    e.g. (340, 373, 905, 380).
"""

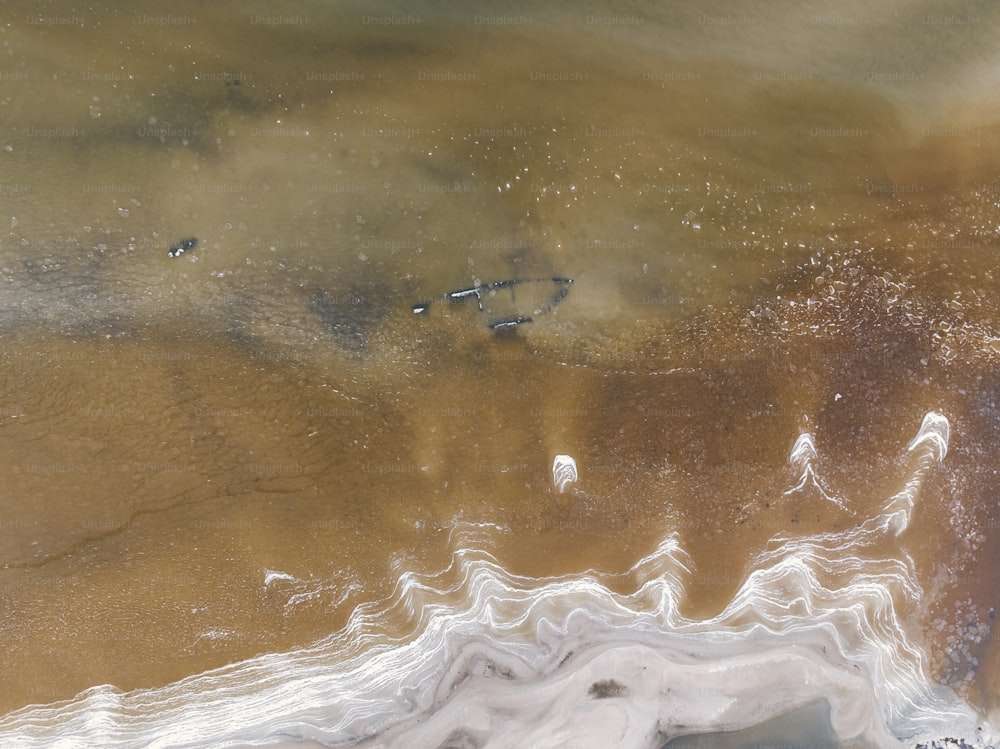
(2, 0, 1000, 742)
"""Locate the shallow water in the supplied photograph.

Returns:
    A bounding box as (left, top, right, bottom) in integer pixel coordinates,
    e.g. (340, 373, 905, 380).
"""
(3, 1, 1000, 747)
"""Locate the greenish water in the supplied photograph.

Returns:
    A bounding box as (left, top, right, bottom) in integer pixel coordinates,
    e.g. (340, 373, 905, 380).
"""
(663, 700, 845, 748)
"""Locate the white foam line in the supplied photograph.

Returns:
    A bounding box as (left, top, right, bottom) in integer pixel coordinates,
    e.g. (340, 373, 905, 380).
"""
(0, 413, 993, 748)
(263, 570, 295, 586)
(743, 530, 955, 741)
(784, 432, 847, 508)
(882, 411, 951, 536)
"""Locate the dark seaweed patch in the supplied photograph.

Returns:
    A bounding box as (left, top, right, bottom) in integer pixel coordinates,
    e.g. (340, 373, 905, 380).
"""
(588, 679, 627, 699)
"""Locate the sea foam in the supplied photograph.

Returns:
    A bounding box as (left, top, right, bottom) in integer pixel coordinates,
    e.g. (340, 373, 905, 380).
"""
(0, 412, 993, 748)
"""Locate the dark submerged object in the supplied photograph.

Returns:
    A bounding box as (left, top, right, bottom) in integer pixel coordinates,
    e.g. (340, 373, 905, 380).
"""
(310, 283, 392, 354)
(412, 277, 573, 330)
(489, 316, 533, 331)
(168, 238, 198, 258)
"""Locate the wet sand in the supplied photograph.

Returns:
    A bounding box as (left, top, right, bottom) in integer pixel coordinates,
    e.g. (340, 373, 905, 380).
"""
(3, 1, 1000, 746)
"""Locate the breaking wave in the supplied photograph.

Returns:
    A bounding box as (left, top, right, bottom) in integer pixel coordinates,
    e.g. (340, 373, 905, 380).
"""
(0, 412, 993, 748)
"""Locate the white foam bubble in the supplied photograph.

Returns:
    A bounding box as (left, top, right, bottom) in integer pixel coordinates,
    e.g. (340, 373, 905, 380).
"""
(552, 454, 578, 493)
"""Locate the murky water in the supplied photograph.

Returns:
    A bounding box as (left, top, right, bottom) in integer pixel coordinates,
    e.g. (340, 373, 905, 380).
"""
(3, 1, 1000, 746)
